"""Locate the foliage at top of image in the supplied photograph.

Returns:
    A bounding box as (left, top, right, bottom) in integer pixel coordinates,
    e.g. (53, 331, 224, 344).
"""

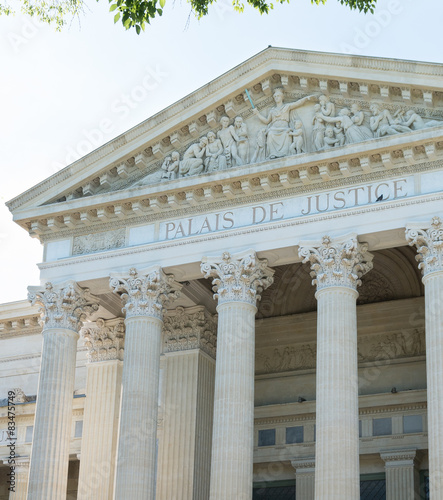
(0, 0, 377, 33)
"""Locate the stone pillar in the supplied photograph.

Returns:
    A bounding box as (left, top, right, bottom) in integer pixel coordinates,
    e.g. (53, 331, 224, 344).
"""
(381, 449, 420, 500)
(156, 306, 217, 500)
(291, 458, 315, 500)
(27, 282, 98, 500)
(201, 250, 274, 500)
(8, 457, 30, 500)
(299, 235, 373, 500)
(77, 318, 125, 500)
(110, 267, 180, 500)
(406, 216, 443, 499)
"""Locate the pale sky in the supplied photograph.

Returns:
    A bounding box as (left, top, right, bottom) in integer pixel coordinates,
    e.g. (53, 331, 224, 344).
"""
(1, 0, 442, 303)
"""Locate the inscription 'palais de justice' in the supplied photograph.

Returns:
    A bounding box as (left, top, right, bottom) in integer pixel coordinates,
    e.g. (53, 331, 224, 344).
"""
(161, 178, 411, 241)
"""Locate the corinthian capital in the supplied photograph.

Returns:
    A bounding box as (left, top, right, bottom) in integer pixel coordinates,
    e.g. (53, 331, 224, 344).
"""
(81, 318, 125, 362)
(163, 306, 217, 358)
(298, 235, 373, 291)
(109, 266, 181, 320)
(200, 250, 274, 306)
(28, 281, 99, 331)
(406, 216, 443, 277)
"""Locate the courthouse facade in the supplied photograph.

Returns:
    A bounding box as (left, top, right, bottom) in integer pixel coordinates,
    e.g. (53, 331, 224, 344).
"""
(1, 47, 443, 499)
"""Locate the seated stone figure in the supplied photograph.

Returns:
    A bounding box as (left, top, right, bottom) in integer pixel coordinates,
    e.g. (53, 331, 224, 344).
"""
(179, 137, 208, 177)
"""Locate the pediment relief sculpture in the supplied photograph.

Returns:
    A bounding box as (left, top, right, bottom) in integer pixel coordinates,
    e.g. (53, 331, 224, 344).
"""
(135, 89, 443, 188)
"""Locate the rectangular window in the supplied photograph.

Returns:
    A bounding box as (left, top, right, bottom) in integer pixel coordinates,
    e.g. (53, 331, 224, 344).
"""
(286, 426, 304, 444)
(359, 420, 362, 438)
(25, 426, 33, 443)
(373, 418, 392, 436)
(403, 415, 423, 434)
(74, 420, 83, 438)
(258, 429, 275, 447)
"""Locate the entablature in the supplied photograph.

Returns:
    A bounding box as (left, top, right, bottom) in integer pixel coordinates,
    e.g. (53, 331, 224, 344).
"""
(12, 129, 443, 243)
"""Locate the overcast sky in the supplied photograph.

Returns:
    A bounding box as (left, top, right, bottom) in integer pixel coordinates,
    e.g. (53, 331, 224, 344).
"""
(1, 0, 442, 303)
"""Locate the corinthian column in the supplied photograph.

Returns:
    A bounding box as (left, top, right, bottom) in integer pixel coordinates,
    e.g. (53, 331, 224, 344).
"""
(201, 250, 274, 500)
(110, 267, 180, 500)
(157, 306, 217, 500)
(406, 216, 443, 499)
(77, 318, 125, 500)
(27, 282, 98, 500)
(299, 235, 373, 500)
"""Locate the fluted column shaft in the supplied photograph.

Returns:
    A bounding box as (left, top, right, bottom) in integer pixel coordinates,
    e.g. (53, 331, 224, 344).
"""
(9, 458, 30, 500)
(381, 450, 419, 500)
(26, 281, 98, 500)
(201, 250, 274, 500)
(157, 306, 216, 500)
(292, 458, 315, 500)
(210, 301, 256, 500)
(77, 361, 123, 499)
(114, 315, 162, 498)
(77, 319, 124, 500)
(111, 267, 180, 500)
(299, 235, 373, 500)
(406, 216, 443, 499)
(424, 272, 443, 498)
(27, 327, 78, 499)
(315, 287, 359, 499)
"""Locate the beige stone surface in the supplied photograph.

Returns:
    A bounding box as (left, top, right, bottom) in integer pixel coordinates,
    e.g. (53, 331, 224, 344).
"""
(77, 360, 122, 500)
(157, 350, 215, 500)
(113, 315, 162, 500)
(381, 449, 420, 500)
(26, 328, 79, 500)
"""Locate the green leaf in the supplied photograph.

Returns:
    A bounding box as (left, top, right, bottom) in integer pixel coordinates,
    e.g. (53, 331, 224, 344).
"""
(135, 24, 140, 33)
(114, 11, 120, 21)
(109, 4, 118, 10)
(159, 0, 165, 7)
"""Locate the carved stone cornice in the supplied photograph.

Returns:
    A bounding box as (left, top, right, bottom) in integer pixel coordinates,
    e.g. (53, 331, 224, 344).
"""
(17, 133, 443, 243)
(81, 318, 125, 362)
(298, 235, 373, 291)
(406, 216, 443, 277)
(380, 449, 417, 464)
(110, 267, 181, 320)
(291, 458, 315, 471)
(27, 281, 99, 332)
(201, 250, 274, 306)
(163, 306, 217, 358)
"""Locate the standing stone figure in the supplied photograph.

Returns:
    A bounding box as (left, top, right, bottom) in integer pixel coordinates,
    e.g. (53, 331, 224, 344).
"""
(217, 116, 242, 168)
(205, 131, 226, 172)
(233, 116, 249, 165)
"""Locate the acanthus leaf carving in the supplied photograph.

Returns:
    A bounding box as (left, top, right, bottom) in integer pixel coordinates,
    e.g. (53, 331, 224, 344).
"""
(201, 250, 274, 306)
(81, 318, 125, 362)
(28, 281, 99, 331)
(109, 267, 181, 320)
(298, 235, 373, 291)
(406, 216, 443, 277)
(162, 306, 217, 358)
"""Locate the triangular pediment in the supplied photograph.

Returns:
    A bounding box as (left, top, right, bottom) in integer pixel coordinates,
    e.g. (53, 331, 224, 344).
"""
(7, 47, 443, 238)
